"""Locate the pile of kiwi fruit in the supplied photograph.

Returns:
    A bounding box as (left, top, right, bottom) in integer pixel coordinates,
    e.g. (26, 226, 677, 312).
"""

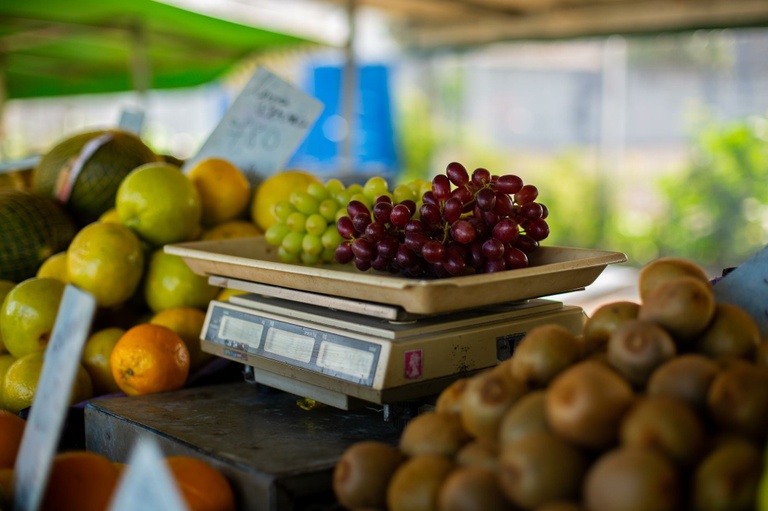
(332, 257, 768, 511)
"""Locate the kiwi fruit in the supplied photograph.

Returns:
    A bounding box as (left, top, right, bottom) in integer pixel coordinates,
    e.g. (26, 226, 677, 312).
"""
(333, 440, 406, 510)
(756, 341, 768, 367)
(498, 390, 549, 446)
(695, 303, 761, 360)
(497, 431, 588, 509)
(584, 446, 682, 511)
(546, 359, 635, 450)
(689, 437, 762, 511)
(460, 367, 527, 441)
(638, 257, 710, 303)
(510, 324, 582, 388)
(455, 439, 500, 472)
(399, 411, 471, 458)
(437, 466, 511, 511)
(386, 454, 454, 511)
(581, 300, 640, 356)
(707, 362, 768, 441)
(606, 320, 677, 388)
(619, 395, 706, 467)
(638, 275, 715, 344)
(435, 378, 470, 415)
(646, 354, 720, 412)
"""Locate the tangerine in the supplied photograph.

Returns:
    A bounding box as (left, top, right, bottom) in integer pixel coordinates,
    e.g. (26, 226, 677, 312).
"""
(166, 455, 237, 511)
(149, 307, 212, 373)
(0, 410, 25, 469)
(110, 324, 190, 396)
(41, 451, 119, 511)
(187, 158, 252, 227)
(201, 220, 262, 241)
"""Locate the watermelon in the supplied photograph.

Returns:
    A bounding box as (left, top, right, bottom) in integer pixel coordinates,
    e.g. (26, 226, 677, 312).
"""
(32, 129, 160, 226)
(0, 190, 77, 282)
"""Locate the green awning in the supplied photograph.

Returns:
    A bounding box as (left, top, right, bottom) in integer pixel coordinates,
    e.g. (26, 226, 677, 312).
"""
(0, 0, 318, 99)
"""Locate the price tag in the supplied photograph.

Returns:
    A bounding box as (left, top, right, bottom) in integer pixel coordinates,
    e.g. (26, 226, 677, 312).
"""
(14, 285, 97, 511)
(108, 438, 188, 511)
(184, 66, 323, 182)
(713, 245, 768, 339)
(118, 109, 146, 135)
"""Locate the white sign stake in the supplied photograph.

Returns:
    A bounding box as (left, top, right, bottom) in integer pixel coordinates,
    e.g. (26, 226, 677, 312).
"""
(713, 245, 768, 338)
(184, 66, 323, 182)
(13, 285, 97, 511)
(108, 438, 189, 511)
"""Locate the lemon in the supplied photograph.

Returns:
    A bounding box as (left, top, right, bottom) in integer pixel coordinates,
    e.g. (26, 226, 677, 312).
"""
(0, 281, 15, 354)
(144, 250, 218, 313)
(82, 327, 124, 396)
(1, 277, 65, 358)
(36, 251, 69, 282)
(150, 307, 213, 373)
(0, 354, 16, 409)
(201, 220, 263, 241)
(67, 222, 145, 309)
(116, 162, 202, 246)
(187, 158, 252, 227)
(251, 170, 321, 231)
(98, 208, 122, 224)
(3, 352, 93, 413)
(215, 287, 247, 302)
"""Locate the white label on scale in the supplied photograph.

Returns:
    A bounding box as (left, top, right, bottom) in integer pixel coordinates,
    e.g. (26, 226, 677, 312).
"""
(317, 342, 375, 380)
(219, 316, 264, 349)
(14, 285, 97, 511)
(184, 66, 323, 181)
(264, 328, 314, 363)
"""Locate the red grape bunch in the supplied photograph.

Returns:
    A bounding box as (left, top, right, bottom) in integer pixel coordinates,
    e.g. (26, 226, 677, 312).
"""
(334, 162, 550, 278)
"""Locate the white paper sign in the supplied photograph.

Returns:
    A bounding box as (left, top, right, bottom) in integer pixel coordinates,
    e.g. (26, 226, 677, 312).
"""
(14, 285, 97, 511)
(108, 438, 189, 511)
(713, 244, 768, 338)
(185, 66, 323, 183)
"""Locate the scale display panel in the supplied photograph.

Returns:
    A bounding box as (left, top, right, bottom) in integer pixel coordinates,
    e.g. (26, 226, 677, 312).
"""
(204, 304, 382, 387)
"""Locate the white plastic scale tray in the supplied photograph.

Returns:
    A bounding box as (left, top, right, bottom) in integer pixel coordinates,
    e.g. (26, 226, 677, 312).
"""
(166, 238, 627, 315)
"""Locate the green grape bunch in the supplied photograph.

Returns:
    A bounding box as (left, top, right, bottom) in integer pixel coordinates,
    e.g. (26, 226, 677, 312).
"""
(263, 176, 427, 265)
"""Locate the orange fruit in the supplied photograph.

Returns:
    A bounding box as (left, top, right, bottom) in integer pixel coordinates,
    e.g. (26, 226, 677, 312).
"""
(149, 307, 213, 373)
(110, 324, 190, 396)
(41, 451, 119, 511)
(251, 170, 321, 231)
(0, 410, 25, 469)
(187, 158, 252, 227)
(201, 220, 262, 241)
(82, 327, 125, 396)
(0, 467, 14, 507)
(166, 456, 236, 511)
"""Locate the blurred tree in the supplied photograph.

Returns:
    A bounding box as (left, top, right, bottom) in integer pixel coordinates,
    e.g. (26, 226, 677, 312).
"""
(653, 114, 768, 269)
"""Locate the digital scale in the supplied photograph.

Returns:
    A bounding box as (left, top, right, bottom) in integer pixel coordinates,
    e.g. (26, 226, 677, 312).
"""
(166, 237, 627, 415)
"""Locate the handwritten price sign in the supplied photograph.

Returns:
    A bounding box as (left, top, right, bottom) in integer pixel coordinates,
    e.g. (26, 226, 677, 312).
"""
(185, 67, 323, 184)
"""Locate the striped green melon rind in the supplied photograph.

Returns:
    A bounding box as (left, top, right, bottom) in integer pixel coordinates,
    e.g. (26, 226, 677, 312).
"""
(0, 190, 77, 283)
(32, 129, 160, 226)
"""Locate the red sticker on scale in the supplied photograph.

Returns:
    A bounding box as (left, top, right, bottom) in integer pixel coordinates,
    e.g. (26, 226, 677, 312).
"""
(404, 350, 423, 379)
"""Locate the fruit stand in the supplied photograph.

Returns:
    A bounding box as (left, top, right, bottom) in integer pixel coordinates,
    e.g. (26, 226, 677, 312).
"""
(3, 2, 768, 511)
